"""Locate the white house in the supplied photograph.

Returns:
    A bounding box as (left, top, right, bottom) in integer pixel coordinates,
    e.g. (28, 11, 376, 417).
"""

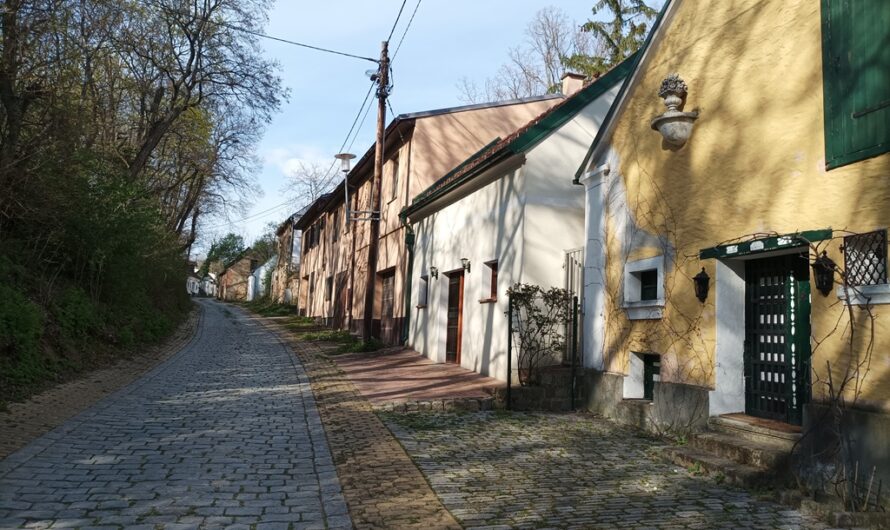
(200, 274, 218, 297)
(247, 255, 277, 301)
(401, 62, 632, 382)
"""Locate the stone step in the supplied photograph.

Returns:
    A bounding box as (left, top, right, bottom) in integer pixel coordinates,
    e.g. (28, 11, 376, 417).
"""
(689, 431, 790, 470)
(709, 416, 801, 451)
(660, 445, 784, 489)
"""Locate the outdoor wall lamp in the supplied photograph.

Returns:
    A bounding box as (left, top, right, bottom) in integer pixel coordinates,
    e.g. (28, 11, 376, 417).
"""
(460, 258, 471, 273)
(693, 267, 710, 302)
(812, 251, 837, 296)
(651, 73, 698, 148)
(429, 266, 438, 279)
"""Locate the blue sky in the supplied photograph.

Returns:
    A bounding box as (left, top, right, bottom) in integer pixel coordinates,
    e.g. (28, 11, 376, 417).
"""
(198, 1, 605, 254)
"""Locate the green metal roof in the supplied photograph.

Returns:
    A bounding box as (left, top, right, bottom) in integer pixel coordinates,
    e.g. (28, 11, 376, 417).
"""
(699, 229, 833, 260)
(402, 59, 635, 219)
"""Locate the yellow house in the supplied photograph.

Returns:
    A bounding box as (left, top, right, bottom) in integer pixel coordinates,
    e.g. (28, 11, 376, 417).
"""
(576, 0, 889, 492)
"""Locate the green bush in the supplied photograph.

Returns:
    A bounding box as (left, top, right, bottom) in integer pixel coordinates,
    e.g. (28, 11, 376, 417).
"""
(55, 287, 98, 340)
(0, 284, 47, 388)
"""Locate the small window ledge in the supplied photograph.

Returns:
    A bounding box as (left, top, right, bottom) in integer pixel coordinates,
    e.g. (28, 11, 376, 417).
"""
(836, 284, 890, 306)
(478, 297, 497, 304)
(416, 304, 427, 309)
(623, 299, 665, 320)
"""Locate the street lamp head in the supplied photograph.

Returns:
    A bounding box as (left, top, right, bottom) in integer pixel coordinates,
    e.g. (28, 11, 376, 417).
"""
(334, 152, 356, 174)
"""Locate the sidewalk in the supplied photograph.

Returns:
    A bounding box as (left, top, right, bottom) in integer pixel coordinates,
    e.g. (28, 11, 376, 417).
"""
(255, 317, 461, 530)
(333, 348, 503, 410)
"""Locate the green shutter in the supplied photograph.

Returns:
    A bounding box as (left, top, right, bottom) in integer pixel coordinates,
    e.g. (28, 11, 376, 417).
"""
(821, 0, 890, 169)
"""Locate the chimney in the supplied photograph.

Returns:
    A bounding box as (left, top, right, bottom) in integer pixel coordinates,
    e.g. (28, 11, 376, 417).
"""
(561, 72, 585, 97)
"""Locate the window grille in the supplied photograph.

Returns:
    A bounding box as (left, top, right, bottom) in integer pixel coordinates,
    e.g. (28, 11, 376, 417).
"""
(843, 230, 888, 286)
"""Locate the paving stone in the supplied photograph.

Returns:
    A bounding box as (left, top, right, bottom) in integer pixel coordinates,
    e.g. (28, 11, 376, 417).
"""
(0, 301, 350, 529)
(382, 410, 832, 530)
(268, 318, 462, 530)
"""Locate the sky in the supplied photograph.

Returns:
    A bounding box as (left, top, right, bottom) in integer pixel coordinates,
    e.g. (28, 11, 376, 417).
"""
(195, 1, 607, 256)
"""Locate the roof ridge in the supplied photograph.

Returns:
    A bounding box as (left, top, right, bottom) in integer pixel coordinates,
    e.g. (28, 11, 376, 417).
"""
(402, 56, 636, 218)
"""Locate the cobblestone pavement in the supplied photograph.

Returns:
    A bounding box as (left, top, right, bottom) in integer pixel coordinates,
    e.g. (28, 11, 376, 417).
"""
(383, 411, 831, 530)
(260, 318, 460, 530)
(0, 299, 350, 530)
(1, 309, 200, 460)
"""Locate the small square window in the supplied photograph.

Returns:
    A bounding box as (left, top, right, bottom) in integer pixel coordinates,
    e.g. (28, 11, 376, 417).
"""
(639, 269, 658, 301)
(623, 256, 664, 320)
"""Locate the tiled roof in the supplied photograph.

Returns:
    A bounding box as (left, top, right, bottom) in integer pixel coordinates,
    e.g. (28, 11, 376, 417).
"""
(402, 56, 636, 218)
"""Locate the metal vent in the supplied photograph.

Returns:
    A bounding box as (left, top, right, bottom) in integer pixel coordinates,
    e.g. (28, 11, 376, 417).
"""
(843, 230, 888, 286)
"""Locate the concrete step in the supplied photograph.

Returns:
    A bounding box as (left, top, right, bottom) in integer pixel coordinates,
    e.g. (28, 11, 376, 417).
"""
(709, 415, 801, 451)
(661, 445, 784, 489)
(690, 431, 790, 470)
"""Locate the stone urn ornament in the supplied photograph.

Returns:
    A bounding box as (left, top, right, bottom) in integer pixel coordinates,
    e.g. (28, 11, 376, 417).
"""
(651, 73, 698, 148)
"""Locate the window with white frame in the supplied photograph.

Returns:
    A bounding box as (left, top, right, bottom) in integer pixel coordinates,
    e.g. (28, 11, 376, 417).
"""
(623, 256, 665, 320)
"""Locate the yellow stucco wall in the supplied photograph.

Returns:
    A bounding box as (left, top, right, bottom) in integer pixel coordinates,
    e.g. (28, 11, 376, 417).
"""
(601, 0, 890, 410)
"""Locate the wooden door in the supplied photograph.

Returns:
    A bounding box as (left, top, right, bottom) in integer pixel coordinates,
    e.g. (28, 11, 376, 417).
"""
(744, 253, 811, 425)
(380, 271, 396, 343)
(333, 272, 347, 329)
(445, 272, 464, 364)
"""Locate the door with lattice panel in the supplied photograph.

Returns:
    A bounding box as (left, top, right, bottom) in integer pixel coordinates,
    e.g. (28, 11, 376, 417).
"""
(744, 253, 812, 425)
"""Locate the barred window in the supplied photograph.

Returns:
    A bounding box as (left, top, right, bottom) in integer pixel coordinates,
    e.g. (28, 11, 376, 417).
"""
(843, 230, 887, 286)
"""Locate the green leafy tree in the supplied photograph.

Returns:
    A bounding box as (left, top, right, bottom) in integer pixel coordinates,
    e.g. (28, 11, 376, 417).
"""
(250, 222, 278, 265)
(563, 0, 658, 77)
(201, 233, 245, 275)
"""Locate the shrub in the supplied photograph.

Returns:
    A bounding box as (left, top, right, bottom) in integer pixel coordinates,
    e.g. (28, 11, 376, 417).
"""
(506, 283, 571, 386)
(55, 287, 98, 340)
(0, 284, 47, 388)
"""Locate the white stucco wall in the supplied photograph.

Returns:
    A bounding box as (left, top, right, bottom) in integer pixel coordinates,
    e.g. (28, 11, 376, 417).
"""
(247, 256, 277, 301)
(408, 85, 618, 382)
(409, 164, 525, 380)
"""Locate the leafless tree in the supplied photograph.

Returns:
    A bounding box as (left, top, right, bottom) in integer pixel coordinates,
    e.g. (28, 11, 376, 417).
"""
(281, 161, 338, 212)
(457, 6, 597, 104)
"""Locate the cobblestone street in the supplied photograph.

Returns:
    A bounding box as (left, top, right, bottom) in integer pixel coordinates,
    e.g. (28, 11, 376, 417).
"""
(383, 411, 830, 530)
(0, 302, 844, 529)
(0, 300, 350, 530)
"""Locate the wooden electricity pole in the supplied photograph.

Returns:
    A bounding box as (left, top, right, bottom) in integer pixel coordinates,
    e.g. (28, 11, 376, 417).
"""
(362, 41, 389, 342)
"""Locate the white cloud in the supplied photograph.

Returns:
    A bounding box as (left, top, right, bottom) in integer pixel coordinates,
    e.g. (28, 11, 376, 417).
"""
(262, 144, 331, 177)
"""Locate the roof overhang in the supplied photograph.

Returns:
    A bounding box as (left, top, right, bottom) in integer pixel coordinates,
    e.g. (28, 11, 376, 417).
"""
(699, 229, 833, 260)
(404, 152, 526, 223)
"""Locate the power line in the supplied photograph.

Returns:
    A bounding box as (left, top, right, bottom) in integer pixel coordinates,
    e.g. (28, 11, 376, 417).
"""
(387, 0, 409, 42)
(213, 20, 379, 64)
(392, 0, 422, 61)
(139, 0, 378, 63)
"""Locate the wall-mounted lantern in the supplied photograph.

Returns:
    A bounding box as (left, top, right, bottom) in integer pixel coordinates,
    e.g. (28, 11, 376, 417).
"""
(429, 266, 438, 279)
(812, 251, 836, 296)
(651, 73, 699, 148)
(460, 258, 471, 273)
(693, 267, 710, 302)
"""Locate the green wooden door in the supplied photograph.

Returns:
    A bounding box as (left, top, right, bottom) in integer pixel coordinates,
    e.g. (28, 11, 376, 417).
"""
(744, 253, 812, 425)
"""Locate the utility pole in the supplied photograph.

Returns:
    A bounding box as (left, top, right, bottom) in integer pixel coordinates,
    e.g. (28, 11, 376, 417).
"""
(362, 40, 389, 342)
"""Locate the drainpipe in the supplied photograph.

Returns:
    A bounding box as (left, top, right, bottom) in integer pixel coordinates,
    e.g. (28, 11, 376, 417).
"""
(400, 212, 415, 345)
